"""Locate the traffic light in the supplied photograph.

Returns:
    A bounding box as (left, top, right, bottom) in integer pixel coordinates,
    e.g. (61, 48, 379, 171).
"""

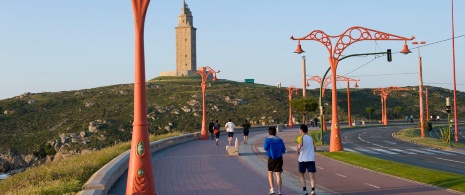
(446, 106, 451, 114)
(387, 49, 392, 62)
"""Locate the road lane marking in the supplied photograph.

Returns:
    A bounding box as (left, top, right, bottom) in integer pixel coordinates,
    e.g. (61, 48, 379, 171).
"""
(373, 148, 399, 154)
(384, 141, 396, 144)
(344, 148, 360, 153)
(406, 149, 434, 154)
(365, 183, 381, 189)
(335, 174, 347, 178)
(436, 157, 465, 164)
(256, 147, 265, 153)
(389, 148, 417, 154)
(356, 148, 381, 154)
(424, 149, 455, 155)
(317, 166, 324, 170)
(289, 146, 297, 151)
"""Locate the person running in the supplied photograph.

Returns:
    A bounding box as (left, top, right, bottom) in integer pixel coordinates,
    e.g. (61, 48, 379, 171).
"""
(264, 126, 286, 195)
(208, 119, 215, 140)
(213, 120, 221, 145)
(241, 119, 251, 144)
(225, 119, 235, 146)
(297, 124, 316, 195)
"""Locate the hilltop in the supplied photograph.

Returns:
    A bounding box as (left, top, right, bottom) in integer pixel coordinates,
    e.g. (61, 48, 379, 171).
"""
(0, 77, 464, 172)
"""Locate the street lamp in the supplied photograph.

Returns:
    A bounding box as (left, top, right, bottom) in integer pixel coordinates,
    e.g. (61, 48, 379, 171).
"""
(412, 41, 426, 138)
(373, 86, 409, 125)
(196, 66, 220, 140)
(291, 26, 414, 152)
(287, 85, 298, 128)
(302, 56, 307, 98)
(127, 0, 156, 194)
(306, 75, 331, 132)
(425, 88, 429, 122)
(334, 75, 360, 127)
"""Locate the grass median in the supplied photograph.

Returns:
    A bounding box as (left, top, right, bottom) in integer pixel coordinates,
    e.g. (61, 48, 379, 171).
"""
(0, 132, 180, 195)
(302, 126, 465, 193)
(319, 151, 465, 193)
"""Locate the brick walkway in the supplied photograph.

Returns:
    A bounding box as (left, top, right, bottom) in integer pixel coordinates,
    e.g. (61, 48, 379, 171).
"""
(110, 126, 461, 195)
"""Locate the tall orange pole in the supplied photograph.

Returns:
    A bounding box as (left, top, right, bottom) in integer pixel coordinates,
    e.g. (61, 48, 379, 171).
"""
(292, 26, 414, 152)
(412, 41, 426, 138)
(196, 66, 220, 140)
(452, 0, 459, 142)
(347, 81, 351, 126)
(374, 87, 409, 126)
(383, 95, 388, 125)
(302, 56, 307, 98)
(287, 86, 298, 128)
(426, 88, 429, 122)
(127, 0, 156, 194)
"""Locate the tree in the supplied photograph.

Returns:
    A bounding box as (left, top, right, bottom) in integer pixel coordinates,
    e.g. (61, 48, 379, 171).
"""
(394, 106, 403, 122)
(366, 107, 374, 125)
(291, 97, 319, 124)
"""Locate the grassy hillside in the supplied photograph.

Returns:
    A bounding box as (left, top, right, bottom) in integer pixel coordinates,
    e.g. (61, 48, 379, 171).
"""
(0, 77, 464, 156)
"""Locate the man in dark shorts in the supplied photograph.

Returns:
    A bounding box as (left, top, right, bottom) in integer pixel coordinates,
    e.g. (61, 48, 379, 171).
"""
(264, 126, 286, 195)
(297, 124, 316, 195)
(208, 119, 215, 140)
(241, 119, 251, 144)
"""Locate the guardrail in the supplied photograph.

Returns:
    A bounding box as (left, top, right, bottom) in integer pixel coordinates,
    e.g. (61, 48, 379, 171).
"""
(77, 126, 274, 195)
(77, 133, 199, 195)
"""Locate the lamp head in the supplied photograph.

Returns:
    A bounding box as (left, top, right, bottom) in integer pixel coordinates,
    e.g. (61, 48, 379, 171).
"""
(294, 41, 305, 54)
(400, 41, 411, 54)
(213, 75, 217, 81)
(354, 82, 359, 88)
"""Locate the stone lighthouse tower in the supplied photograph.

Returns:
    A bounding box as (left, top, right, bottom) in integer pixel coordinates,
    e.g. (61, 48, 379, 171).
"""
(175, 0, 197, 76)
(161, 0, 197, 77)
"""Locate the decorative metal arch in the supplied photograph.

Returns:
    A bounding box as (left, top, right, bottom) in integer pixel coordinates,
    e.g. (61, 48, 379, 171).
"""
(291, 26, 415, 60)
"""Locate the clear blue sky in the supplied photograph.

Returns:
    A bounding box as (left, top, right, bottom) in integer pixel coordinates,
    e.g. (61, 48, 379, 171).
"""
(1, 0, 464, 100)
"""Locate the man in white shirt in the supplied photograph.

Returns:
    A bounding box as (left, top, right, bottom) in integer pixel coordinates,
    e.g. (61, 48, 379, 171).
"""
(297, 124, 316, 195)
(225, 119, 235, 146)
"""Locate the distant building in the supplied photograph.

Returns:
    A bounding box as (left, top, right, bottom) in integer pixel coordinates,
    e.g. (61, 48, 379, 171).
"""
(160, 0, 197, 77)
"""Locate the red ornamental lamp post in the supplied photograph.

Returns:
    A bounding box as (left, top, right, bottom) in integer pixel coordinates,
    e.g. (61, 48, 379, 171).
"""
(334, 75, 360, 127)
(196, 66, 220, 140)
(292, 26, 414, 152)
(306, 75, 331, 131)
(373, 86, 409, 125)
(412, 41, 426, 138)
(287, 85, 298, 128)
(127, 0, 156, 194)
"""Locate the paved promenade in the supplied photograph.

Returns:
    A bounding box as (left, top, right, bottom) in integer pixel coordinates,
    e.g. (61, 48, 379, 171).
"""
(110, 126, 462, 195)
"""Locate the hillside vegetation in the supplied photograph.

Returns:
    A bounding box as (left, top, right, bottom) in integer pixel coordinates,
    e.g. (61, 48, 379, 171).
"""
(0, 77, 463, 162)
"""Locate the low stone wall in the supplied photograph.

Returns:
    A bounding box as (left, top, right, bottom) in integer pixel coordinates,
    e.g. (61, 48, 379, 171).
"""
(77, 133, 198, 195)
(77, 125, 277, 195)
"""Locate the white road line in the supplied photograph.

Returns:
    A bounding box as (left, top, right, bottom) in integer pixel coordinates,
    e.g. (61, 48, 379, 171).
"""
(256, 147, 265, 153)
(288, 146, 297, 151)
(372, 143, 383, 147)
(344, 148, 359, 153)
(356, 148, 381, 154)
(436, 157, 465, 164)
(335, 174, 347, 178)
(365, 183, 381, 189)
(384, 141, 396, 144)
(424, 149, 455, 155)
(317, 166, 324, 170)
(373, 148, 399, 154)
(406, 149, 434, 154)
(389, 148, 417, 154)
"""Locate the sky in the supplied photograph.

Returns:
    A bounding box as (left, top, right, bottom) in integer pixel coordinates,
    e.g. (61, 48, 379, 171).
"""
(1, 0, 464, 100)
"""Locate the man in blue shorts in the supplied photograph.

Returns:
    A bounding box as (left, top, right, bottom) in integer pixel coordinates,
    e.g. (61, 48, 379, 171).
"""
(297, 124, 316, 195)
(264, 126, 286, 195)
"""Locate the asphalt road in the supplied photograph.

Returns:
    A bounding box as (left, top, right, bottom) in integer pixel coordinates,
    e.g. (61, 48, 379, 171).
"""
(337, 125, 465, 176)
